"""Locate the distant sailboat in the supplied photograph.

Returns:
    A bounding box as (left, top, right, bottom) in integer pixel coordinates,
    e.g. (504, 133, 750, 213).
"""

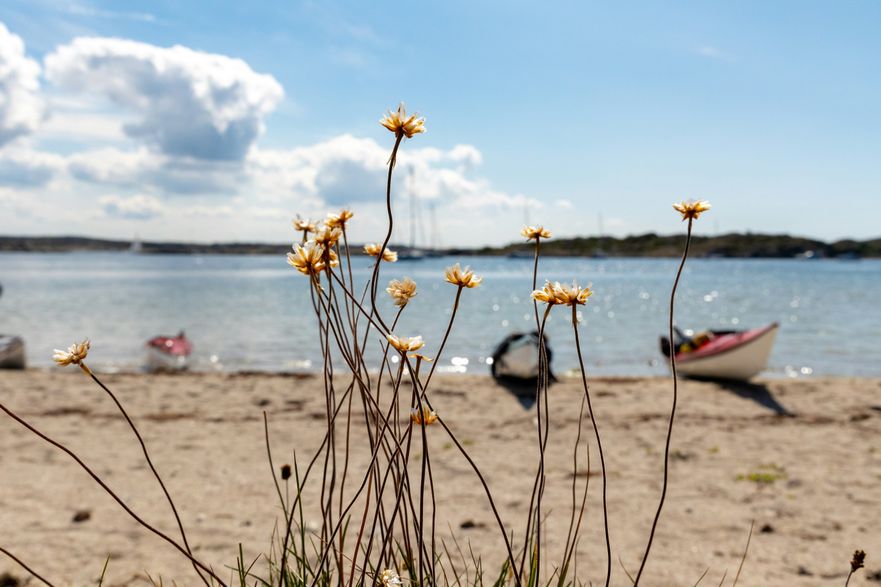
(129, 234, 143, 253)
(398, 166, 426, 261)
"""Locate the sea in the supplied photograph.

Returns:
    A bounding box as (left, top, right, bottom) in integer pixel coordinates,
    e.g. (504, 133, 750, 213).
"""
(1, 252, 879, 377)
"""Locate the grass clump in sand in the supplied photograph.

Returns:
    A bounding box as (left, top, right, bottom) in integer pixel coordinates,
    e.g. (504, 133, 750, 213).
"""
(0, 103, 733, 587)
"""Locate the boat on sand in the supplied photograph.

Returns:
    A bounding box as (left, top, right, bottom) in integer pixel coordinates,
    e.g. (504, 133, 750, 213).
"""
(659, 323, 779, 381)
(0, 335, 26, 369)
(145, 332, 192, 372)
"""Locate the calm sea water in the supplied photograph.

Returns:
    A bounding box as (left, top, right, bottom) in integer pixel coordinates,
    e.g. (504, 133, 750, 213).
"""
(1, 252, 878, 377)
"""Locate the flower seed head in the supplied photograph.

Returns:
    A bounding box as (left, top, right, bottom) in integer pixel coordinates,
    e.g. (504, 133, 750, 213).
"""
(386, 278, 417, 307)
(851, 550, 866, 573)
(325, 209, 354, 229)
(444, 263, 482, 288)
(280, 464, 291, 480)
(387, 334, 425, 353)
(672, 200, 711, 221)
(380, 102, 426, 139)
(378, 569, 402, 587)
(292, 217, 316, 233)
(53, 339, 91, 367)
(364, 243, 398, 263)
(410, 406, 438, 426)
(521, 225, 552, 240)
(313, 225, 342, 248)
(287, 243, 328, 276)
(532, 281, 592, 306)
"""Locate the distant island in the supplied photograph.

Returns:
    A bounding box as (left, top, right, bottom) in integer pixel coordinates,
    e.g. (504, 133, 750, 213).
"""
(0, 233, 878, 258)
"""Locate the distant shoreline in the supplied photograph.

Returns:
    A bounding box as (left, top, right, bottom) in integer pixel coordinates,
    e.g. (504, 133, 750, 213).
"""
(1, 233, 878, 258)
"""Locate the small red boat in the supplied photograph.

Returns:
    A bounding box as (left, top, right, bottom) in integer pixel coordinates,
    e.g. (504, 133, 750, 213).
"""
(660, 323, 779, 381)
(145, 331, 192, 372)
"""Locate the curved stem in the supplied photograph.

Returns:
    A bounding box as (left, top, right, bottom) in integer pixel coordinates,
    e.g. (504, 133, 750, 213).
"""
(0, 401, 226, 586)
(88, 372, 209, 587)
(0, 547, 56, 587)
(369, 134, 404, 332)
(571, 304, 611, 587)
(633, 218, 693, 585)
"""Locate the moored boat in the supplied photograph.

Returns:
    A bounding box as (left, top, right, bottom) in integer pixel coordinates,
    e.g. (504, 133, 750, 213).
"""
(145, 331, 192, 372)
(659, 322, 779, 381)
(0, 335, 26, 369)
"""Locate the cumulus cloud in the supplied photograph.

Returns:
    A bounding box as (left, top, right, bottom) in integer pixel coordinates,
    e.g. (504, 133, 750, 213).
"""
(100, 194, 163, 220)
(0, 148, 65, 187)
(0, 22, 45, 147)
(44, 37, 284, 161)
(247, 135, 531, 210)
(68, 147, 245, 194)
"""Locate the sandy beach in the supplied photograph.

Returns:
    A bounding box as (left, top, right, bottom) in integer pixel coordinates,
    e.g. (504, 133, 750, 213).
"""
(1, 370, 879, 586)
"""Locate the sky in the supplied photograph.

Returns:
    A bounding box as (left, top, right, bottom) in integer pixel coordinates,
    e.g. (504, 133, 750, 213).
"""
(0, 0, 879, 247)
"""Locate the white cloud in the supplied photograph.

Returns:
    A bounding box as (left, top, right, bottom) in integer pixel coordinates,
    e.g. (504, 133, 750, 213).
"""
(99, 194, 163, 220)
(44, 37, 284, 160)
(0, 22, 45, 147)
(0, 147, 65, 187)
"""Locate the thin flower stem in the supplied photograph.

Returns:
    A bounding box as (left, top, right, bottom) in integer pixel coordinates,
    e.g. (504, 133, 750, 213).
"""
(87, 371, 209, 587)
(633, 217, 694, 585)
(0, 546, 56, 587)
(369, 134, 404, 331)
(421, 285, 464, 390)
(0, 401, 226, 586)
(571, 304, 611, 587)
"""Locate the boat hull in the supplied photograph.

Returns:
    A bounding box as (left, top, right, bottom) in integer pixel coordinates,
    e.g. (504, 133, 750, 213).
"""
(0, 335, 26, 369)
(671, 323, 779, 381)
(145, 346, 190, 372)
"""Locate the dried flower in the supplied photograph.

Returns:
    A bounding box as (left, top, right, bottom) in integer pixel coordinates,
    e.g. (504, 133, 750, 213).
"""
(53, 340, 92, 374)
(380, 102, 426, 139)
(313, 225, 342, 248)
(410, 406, 438, 426)
(53, 339, 91, 367)
(287, 243, 335, 276)
(444, 263, 482, 288)
(280, 464, 291, 480)
(851, 550, 866, 573)
(521, 225, 552, 240)
(531, 281, 592, 306)
(325, 209, 354, 229)
(386, 278, 417, 307)
(292, 217, 316, 233)
(378, 569, 402, 587)
(365, 243, 398, 262)
(672, 200, 711, 221)
(387, 334, 424, 353)
(409, 353, 434, 363)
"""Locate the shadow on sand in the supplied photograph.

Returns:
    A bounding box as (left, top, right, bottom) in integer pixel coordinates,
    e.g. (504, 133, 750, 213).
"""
(705, 379, 795, 416)
(494, 377, 539, 410)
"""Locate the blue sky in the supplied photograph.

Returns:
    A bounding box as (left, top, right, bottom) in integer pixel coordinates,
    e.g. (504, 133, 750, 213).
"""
(1, 1, 879, 246)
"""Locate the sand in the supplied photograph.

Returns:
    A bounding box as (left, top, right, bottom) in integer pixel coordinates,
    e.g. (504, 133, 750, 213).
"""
(1, 370, 880, 586)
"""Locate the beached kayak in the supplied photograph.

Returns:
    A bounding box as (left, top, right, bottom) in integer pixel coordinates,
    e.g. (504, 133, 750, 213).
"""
(660, 323, 779, 380)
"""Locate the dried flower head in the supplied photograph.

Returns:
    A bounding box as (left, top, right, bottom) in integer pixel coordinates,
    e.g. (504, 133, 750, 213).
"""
(365, 243, 398, 262)
(444, 263, 483, 288)
(287, 243, 332, 276)
(292, 217, 316, 233)
(386, 277, 417, 307)
(53, 339, 91, 367)
(672, 200, 711, 221)
(521, 225, 552, 240)
(280, 464, 291, 480)
(325, 209, 354, 229)
(380, 102, 426, 139)
(410, 406, 439, 426)
(531, 281, 593, 306)
(387, 334, 424, 353)
(313, 225, 342, 248)
(851, 550, 866, 573)
(378, 569, 402, 587)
